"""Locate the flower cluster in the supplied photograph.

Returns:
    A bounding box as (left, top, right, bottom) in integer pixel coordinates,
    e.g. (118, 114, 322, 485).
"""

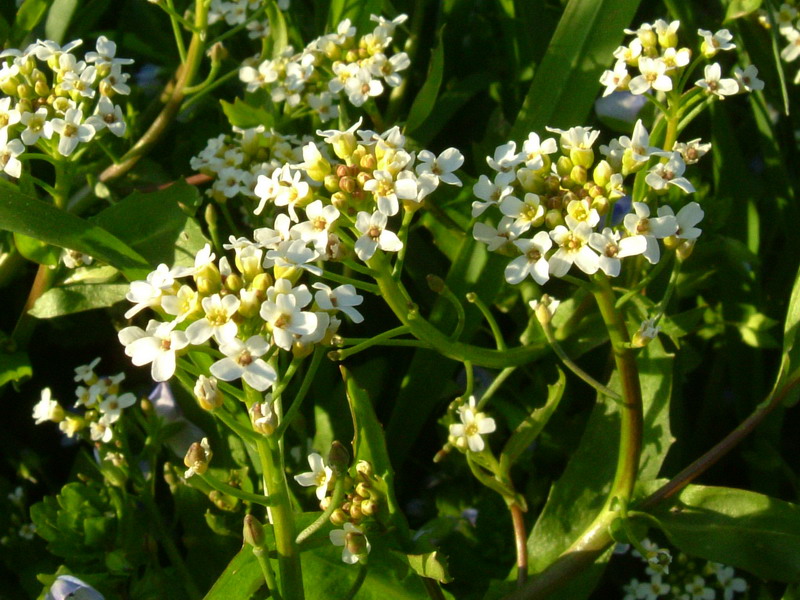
(207, 0, 289, 39)
(471, 121, 704, 286)
(239, 14, 409, 119)
(0, 36, 131, 170)
(766, 2, 800, 84)
(294, 452, 377, 564)
(621, 540, 747, 600)
(190, 125, 310, 205)
(32, 358, 137, 444)
(118, 241, 364, 386)
(600, 19, 762, 99)
(252, 119, 463, 263)
(0, 487, 36, 547)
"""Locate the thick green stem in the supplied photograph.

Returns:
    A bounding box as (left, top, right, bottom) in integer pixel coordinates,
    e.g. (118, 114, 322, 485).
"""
(247, 386, 303, 600)
(366, 252, 547, 368)
(503, 273, 643, 600)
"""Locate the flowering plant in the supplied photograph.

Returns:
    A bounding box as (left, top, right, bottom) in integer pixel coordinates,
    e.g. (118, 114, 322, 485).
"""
(1, 1, 800, 599)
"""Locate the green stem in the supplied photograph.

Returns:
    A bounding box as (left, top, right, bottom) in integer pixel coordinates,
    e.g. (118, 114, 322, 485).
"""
(502, 273, 643, 600)
(199, 473, 275, 506)
(165, 0, 188, 63)
(248, 387, 303, 600)
(475, 366, 516, 411)
(274, 347, 324, 439)
(466, 292, 507, 351)
(321, 269, 380, 294)
(254, 546, 282, 600)
(333, 325, 412, 360)
(366, 252, 548, 368)
(343, 565, 368, 600)
(392, 210, 415, 279)
(97, 0, 208, 184)
(296, 475, 346, 544)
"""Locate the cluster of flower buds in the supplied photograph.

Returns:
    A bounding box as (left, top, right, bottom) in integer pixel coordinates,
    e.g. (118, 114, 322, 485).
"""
(118, 238, 365, 387)
(190, 125, 310, 205)
(764, 2, 800, 84)
(239, 14, 409, 120)
(600, 19, 762, 99)
(0, 36, 132, 170)
(252, 118, 463, 263)
(471, 122, 705, 285)
(32, 357, 137, 444)
(207, 0, 289, 39)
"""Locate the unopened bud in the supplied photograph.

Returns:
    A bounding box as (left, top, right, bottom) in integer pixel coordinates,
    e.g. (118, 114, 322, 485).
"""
(631, 319, 659, 348)
(243, 514, 265, 547)
(209, 42, 228, 64)
(225, 273, 243, 293)
(251, 272, 273, 293)
(328, 441, 350, 475)
(250, 399, 277, 435)
(676, 239, 695, 260)
(359, 154, 376, 171)
(330, 508, 348, 526)
(545, 208, 565, 229)
(556, 156, 573, 177)
(361, 498, 377, 516)
(570, 165, 587, 185)
(194, 375, 222, 411)
(324, 174, 340, 192)
(184, 438, 212, 477)
(355, 482, 370, 498)
(529, 294, 560, 326)
(332, 133, 357, 160)
(345, 530, 369, 557)
(355, 460, 373, 479)
(570, 147, 594, 169)
(426, 274, 446, 294)
(593, 160, 613, 187)
(34, 80, 50, 97)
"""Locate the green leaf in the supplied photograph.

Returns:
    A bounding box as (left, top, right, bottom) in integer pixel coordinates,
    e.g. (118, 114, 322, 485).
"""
(510, 0, 641, 138)
(651, 484, 800, 582)
(500, 368, 565, 474)
(781, 262, 800, 404)
(92, 180, 207, 269)
(0, 350, 32, 388)
(202, 547, 263, 600)
(44, 0, 79, 43)
(220, 98, 275, 130)
(266, 1, 288, 58)
(406, 28, 446, 134)
(13, 232, 61, 266)
(13, 0, 52, 44)
(328, 0, 382, 33)
(524, 337, 672, 593)
(0, 185, 150, 279)
(724, 0, 763, 22)
(29, 283, 129, 319)
(406, 551, 453, 584)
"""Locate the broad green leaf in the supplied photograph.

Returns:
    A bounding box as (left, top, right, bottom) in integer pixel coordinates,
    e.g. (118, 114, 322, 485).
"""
(524, 337, 672, 594)
(499, 368, 565, 474)
(328, 0, 382, 33)
(29, 283, 129, 319)
(405, 551, 452, 584)
(13, 0, 52, 44)
(0, 13, 10, 46)
(92, 180, 207, 269)
(0, 350, 32, 388)
(44, 0, 79, 43)
(725, 0, 763, 22)
(220, 98, 275, 130)
(202, 546, 263, 600)
(781, 262, 800, 404)
(510, 0, 641, 138)
(651, 484, 800, 582)
(13, 232, 60, 266)
(406, 28, 446, 134)
(0, 185, 150, 279)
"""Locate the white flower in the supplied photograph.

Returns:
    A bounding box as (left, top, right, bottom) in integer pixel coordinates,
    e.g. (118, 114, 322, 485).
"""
(186, 293, 240, 345)
(0, 127, 24, 179)
(118, 320, 189, 382)
(645, 152, 695, 193)
(74, 357, 101, 382)
(260, 291, 319, 351)
(623, 202, 678, 264)
(548, 222, 599, 277)
(637, 574, 671, 600)
(629, 57, 673, 95)
(45, 575, 105, 600)
(50, 107, 95, 156)
(416, 148, 464, 187)
(781, 29, 800, 63)
(33, 388, 62, 424)
(733, 64, 764, 92)
(600, 60, 630, 97)
(293, 200, 340, 251)
(313, 282, 364, 323)
(363, 169, 417, 216)
(500, 192, 544, 235)
(307, 92, 338, 122)
(673, 138, 711, 164)
(344, 67, 384, 107)
(472, 218, 519, 251)
(354, 211, 403, 261)
(449, 396, 496, 452)
(294, 452, 333, 500)
(505, 231, 552, 285)
(19, 108, 53, 146)
(588, 228, 647, 277)
(370, 51, 410, 87)
(698, 28, 736, 57)
(529, 295, 560, 325)
(684, 576, 715, 600)
(620, 119, 656, 165)
(486, 141, 524, 183)
(472, 174, 514, 217)
(714, 564, 747, 600)
(85, 35, 134, 66)
(547, 125, 602, 153)
(657, 202, 704, 240)
(266, 239, 323, 276)
(521, 132, 558, 170)
(211, 335, 277, 391)
(329, 522, 371, 564)
(696, 63, 739, 98)
(98, 392, 137, 424)
(86, 96, 126, 136)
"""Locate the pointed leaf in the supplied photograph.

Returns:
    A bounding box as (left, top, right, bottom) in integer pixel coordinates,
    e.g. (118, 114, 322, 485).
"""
(29, 283, 129, 319)
(406, 28, 446, 133)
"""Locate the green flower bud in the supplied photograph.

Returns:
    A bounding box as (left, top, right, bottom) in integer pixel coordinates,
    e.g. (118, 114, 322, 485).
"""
(569, 147, 594, 169)
(593, 160, 613, 187)
(556, 156, 573, 177)
(570, 165, 588, 185)
(328, 441, 350, 475)
(243, 514, 265, 547)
